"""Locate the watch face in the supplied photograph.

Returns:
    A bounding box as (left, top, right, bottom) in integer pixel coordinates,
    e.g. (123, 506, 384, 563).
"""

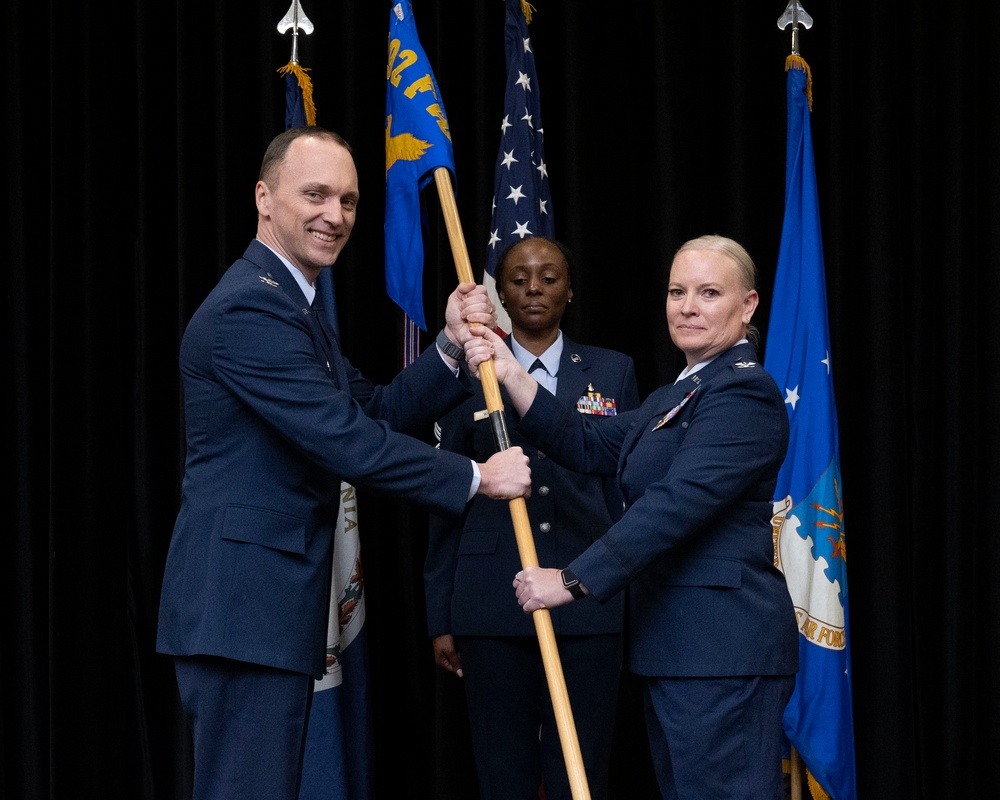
(561, 569, 585, 599)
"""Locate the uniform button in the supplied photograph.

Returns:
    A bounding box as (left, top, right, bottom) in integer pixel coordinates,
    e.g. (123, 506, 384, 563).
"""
(538, 485, 550, 496)
(537, 451, 547, 459)
(539, 522, 551, 534)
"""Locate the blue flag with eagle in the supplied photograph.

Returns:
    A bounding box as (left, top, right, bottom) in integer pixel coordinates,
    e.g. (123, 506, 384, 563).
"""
(485, 0, 554, 332)
(384, 0, 456, 332)
(765, 56, 857, 800)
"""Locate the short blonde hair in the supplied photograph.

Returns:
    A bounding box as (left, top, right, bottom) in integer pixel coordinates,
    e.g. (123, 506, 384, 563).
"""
(674, 235, 758, 293)
(673, 235, 760, 348)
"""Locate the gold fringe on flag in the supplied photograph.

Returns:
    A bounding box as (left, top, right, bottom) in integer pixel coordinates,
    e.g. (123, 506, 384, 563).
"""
(277, 61, 317, 125)
(807, 771, 832, 800)
(783, 750, 832, 800)
(785, 53, 813, 111)
(519, 0, 537, 24)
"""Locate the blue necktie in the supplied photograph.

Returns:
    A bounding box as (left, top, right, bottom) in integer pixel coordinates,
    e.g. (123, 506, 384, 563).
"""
(311, 295, 337, 348)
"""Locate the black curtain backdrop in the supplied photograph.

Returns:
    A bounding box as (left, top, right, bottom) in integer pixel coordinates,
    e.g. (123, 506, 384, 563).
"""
(5, 1, 999, 798)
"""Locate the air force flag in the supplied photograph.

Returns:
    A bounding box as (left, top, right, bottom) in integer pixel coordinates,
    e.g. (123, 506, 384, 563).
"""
(765, 56, 858, 800)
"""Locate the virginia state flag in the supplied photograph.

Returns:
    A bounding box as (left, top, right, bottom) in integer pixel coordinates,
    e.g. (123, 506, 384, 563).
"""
(384, 0, 456, 332)
(278, 16, 373, 797)
(485, 0, 555, 332)
(299, 484, 372, 800)
(765, 56, 857, 800)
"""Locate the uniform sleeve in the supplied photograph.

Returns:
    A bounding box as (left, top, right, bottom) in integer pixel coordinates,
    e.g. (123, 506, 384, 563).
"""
(572, 367, 788, 602)
(213, 285, 473, 519)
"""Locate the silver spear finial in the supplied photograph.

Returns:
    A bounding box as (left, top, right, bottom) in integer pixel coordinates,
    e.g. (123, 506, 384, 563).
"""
(277, 1, 315, 64)
(777, 1, 813, 56)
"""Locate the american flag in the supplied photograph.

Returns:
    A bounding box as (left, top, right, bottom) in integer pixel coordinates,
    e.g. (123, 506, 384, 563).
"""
(485, 0, 554, 332)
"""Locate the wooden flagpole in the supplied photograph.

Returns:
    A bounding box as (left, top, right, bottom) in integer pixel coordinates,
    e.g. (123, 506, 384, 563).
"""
(433, 166, 591, 800)
(790, 746, 803, 800)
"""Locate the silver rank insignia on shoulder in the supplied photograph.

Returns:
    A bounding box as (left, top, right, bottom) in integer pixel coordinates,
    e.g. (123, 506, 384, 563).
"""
(734, 360, 758, 369)
(259, 275, 280, 287)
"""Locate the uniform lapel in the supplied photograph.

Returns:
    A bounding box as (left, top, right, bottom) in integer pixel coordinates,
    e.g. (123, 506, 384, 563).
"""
(308, 297, 349, 388)
(242, 240, 349, 389)
(555, 338, 591, 406)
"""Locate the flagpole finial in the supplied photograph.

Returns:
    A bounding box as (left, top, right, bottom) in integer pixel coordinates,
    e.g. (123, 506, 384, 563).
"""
(278, 1, 315, 64)
(777, 1, 813, 56)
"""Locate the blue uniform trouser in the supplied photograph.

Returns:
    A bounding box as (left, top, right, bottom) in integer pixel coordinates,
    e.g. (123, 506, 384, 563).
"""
(457, 633, 622, 800)
(643, 674, 795, 800)
(174, 655, 315, 800)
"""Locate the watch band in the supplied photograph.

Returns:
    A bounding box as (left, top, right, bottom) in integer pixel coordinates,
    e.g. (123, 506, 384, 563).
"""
(436, 329, 465, 361)
(560, 568, 587, 600)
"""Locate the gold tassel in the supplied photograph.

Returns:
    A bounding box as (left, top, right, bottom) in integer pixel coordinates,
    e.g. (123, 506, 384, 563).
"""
(519, 0, 538, 25)
(785, 53, 814, 112)
(277, 61, 317, 126)
(783, 754, 833, 799)
(807, 769, 832, 800)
